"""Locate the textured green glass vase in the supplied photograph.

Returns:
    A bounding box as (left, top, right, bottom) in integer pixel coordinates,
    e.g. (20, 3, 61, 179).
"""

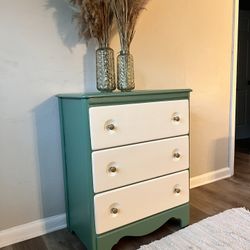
(96, 47, 116, 92)
(117, 52, 135, 92)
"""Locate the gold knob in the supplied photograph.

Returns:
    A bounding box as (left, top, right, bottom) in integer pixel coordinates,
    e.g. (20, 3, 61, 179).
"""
(173, 152, 181, 159)
(174, 187, 181, 194)
(109, 166, 117, 173)
(110, 207, 119, 214)
(173, 115, 180, 122)
(106, 123, 115, 131)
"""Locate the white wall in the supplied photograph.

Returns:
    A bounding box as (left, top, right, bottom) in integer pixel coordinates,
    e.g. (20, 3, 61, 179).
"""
(0, 0, 96, 230)
(0, 0, 234, 231)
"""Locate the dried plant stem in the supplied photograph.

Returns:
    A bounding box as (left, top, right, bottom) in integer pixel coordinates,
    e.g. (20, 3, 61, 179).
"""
(112, 0, 149, 53)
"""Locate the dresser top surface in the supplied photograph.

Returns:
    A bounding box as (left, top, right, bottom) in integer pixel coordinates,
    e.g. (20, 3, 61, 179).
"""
(57, 89, 192, 99)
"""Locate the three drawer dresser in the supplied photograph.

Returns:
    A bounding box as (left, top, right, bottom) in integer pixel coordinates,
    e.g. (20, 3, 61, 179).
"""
(58, 89, 191, 250)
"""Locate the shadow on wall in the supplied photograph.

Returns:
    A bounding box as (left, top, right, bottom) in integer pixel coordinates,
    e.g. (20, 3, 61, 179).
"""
(32, 97, 65, 223)
(45, 0, 79, 50)
(46, 0, 97, 92)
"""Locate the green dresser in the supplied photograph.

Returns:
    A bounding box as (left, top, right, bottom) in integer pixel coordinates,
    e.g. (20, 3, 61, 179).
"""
(58, 90, 191, 250)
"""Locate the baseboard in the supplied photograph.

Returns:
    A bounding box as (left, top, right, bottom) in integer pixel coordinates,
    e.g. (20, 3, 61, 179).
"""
(0, 213, 66, 248)
(190, 167, 231, 189)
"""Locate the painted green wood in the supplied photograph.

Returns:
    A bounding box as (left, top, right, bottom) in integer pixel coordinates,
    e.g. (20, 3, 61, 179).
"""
(97, 204, 189, 250)
(87, 92, 190, 106)
(59, 99, 96, 250)
(58, 89, 191, 250)
(57, 89, 192, 98)
(58, 99, 70, 229)
(57, 89, 192, 106)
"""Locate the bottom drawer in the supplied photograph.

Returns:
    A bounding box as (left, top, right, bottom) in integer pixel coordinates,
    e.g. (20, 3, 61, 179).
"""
(94, 170, 189, 234)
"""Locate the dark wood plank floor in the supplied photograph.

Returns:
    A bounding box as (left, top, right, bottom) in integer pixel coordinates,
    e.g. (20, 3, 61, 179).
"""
(2, 150, 250, 250)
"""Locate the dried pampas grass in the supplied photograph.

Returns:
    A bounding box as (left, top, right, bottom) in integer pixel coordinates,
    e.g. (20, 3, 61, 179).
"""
(111, 0, 149, 52)
(70, 0, 114, 48)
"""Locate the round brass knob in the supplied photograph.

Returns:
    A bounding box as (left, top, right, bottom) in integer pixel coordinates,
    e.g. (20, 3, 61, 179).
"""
(110, 207, 119, 215)
(174, 187, 181, 194)
(106, 123, 115, 131)
(173, 115, 180, 122)
(109, 166, 117, 173)
(173, 152, 181, 159)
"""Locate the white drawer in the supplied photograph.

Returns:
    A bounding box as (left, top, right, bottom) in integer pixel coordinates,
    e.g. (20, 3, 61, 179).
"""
(94, 170, 189, 234)
(89, 100, 189, 150)
(92, 135, 189, 193)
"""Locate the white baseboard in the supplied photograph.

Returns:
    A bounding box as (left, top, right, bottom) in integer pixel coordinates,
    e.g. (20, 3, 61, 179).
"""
(190, 167, 232, 189)
(0, 213, 66, 248)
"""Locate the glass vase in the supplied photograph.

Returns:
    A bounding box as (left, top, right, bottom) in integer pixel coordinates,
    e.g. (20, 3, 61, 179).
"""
(96, 47, 116, 92)
(117, 52, 135, 91)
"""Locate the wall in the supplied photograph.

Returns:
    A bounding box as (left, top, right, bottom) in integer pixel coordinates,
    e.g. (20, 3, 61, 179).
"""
(0, 0, 234, 231)
(126, 0, 233, 177)
(0, 0, 94, 231)
(186, 0, 233, 176)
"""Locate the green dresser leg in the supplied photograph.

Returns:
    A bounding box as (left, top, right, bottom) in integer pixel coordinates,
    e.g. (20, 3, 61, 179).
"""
(180, 206, 189, 227)
(96, 204, 189, 250)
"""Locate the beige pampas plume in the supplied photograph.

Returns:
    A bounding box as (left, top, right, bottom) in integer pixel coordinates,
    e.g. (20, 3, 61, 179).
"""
(111, 0, 149, 52)
(69, 0, 114, 48)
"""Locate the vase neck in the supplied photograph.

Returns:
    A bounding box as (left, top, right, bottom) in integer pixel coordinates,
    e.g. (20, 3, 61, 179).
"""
(99, 46, 111, 50)
(120, 50, 130, 55)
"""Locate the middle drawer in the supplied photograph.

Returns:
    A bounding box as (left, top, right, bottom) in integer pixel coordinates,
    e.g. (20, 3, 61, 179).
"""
(92, 135, 189, 193)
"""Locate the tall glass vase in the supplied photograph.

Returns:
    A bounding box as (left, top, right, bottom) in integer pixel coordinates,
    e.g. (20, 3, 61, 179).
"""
(117, 51, 135, 91)
(96, 47, 116, 92)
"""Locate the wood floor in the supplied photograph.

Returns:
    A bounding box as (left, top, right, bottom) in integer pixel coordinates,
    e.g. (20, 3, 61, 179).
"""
(2, 150, 250, 250)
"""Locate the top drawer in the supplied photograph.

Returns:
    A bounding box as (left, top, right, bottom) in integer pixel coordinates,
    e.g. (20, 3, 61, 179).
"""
(89, 100, 189, 150)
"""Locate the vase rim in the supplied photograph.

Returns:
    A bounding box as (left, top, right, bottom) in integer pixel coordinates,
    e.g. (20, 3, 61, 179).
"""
(97, 47, 113, 50)
(120, 50, 131, 55)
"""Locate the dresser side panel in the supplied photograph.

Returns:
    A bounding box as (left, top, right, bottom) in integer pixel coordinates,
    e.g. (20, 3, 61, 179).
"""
(59, 98, 96, 249)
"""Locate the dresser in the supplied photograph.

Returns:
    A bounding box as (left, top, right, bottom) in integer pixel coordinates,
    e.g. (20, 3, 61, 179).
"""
(58, 89, 191, 250)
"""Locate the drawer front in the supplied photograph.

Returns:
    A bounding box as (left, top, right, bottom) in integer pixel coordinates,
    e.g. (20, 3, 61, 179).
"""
(89, 100, 189, 150)
(94, 170, 189, 234)
(92, 135, 189, 193)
